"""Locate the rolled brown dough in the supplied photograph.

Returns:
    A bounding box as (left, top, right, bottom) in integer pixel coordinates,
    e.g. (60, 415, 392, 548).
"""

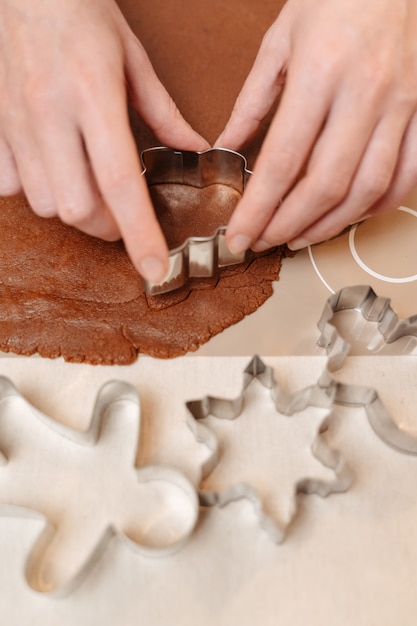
(0, 0, 289, 364)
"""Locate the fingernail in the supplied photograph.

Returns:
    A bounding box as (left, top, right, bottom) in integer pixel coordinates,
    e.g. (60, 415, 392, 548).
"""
(287, 237, 309, 251)
(139, 256, 167, 282)
(252, 239, 271, 252)
(228, 234, 251, 254)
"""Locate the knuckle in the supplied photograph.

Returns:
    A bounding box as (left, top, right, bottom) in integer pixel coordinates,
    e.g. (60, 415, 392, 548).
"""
(151, 99, 183, 136)
(313, 172, 349, 206)
(270, 148, 300, 184)
(102, 166, 133, 195)
(360, 169, 391, 203)
(389, 78, 417, 113)
(306, 42, 344, 85)
(22, 76, 56, 116)
(76, 68, 103, 106)
(360, 58, 394, 104)
(228, 97, 263, 138)
(58, 201, 94, 226)
(231, 95, 247, 121)
(76, 56, 123, 110)
(316, 221, 344, 243)
(260, 22, 284, 57)
(315, 55, 340, 83)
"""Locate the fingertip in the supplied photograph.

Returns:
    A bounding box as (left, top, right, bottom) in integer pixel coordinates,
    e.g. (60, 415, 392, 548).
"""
(122, 221, 171, 283)
(184, 132, 211, 152)
(226, 233, 252, 255)
(287, 237, 309, 251)
(152, 118, 210, 154)
(137, 254, 169, 283)
(214, 127, 241, 151)
(120, 209, 170, 282)
(251, 239, 273, 252)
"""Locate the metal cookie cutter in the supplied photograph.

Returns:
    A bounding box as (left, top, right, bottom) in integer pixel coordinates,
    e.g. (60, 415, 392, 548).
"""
(185, 289, 417, 542)
(0, 377, 199, 595)
(141, 147, 252, 295)
(317, 284, 417, 454)
(186, 355, 352, 544)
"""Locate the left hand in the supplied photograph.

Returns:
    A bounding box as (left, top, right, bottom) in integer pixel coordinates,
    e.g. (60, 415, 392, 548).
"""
(216, 0, 417, 253)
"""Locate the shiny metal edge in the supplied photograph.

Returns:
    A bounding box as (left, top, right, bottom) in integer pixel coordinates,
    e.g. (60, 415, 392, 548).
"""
(140, 147, 252, 296)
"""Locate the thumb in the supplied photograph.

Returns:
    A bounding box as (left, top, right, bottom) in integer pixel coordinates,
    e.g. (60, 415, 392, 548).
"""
(123, 35, 210, 151)
(215, 18, 291, 150)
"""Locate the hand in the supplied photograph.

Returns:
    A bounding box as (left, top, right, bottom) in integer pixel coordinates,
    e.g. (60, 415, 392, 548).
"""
(216, 0, 417, 253)
(0, 0, 209, 282)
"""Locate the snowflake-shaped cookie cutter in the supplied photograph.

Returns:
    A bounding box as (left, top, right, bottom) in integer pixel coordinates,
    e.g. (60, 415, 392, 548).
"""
(140, 147, 252, 295)
(186, 355, 353, 544)
(0, 377, 199, 595)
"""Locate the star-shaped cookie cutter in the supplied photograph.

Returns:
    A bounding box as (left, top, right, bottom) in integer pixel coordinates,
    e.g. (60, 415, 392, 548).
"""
(0, 377, 199, 595)
(141, 147, 252, 295)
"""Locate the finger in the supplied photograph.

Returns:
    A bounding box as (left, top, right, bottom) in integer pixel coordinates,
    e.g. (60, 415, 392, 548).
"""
(33, 113, 120, 241)
(215, 18, 290, 149)
(225, 53, 336, 254)
(364, 110, 417, 218)
(80, 77, 169, 282)
(250, 80, 386, 251)
(9, 129, 56, 217)
(286, 109, 411, 248)
(0, 135, 22, 196)
(123, 34, 210, 151)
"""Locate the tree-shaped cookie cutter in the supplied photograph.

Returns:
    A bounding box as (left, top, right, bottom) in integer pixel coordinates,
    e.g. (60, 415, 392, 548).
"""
(141, 147, 252, 295)
(0, 378, 199, 595)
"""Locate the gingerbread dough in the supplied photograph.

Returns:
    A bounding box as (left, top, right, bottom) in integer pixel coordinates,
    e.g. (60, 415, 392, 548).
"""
(0, 0, 289, 364)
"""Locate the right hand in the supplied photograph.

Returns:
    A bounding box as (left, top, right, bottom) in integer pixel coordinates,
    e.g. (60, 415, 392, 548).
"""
(217, 0, 417, 254)
(0, 0, 209, 282)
